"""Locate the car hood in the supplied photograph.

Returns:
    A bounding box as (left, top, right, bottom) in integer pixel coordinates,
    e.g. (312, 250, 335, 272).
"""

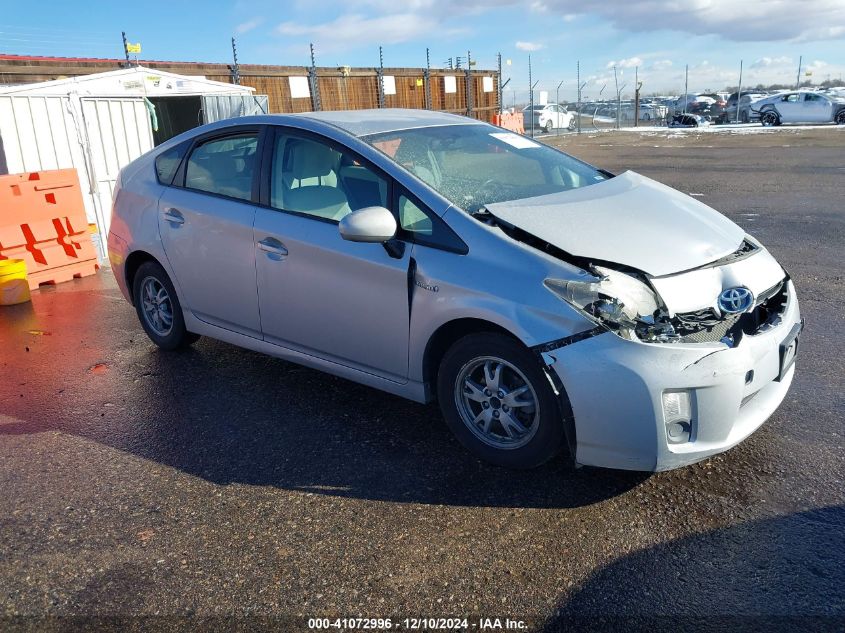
(485, 171, 745, 277)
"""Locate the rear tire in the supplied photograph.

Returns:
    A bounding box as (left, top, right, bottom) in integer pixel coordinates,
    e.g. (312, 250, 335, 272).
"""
(740, 110, 749, 123)
(761, 110, 780, 127)
(437, 333, 566, 469)
(132, 261, 200, 351)
(544, 120, 554, 133)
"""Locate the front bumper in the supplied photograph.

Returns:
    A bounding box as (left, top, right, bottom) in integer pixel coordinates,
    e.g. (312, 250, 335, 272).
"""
(544, 280, 801, 471)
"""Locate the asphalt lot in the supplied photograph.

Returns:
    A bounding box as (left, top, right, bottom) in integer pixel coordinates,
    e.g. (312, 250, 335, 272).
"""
(1, 127, 844, 632)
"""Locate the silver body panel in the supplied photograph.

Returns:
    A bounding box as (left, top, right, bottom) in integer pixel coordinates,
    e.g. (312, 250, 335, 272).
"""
(108, 109, 801, 472)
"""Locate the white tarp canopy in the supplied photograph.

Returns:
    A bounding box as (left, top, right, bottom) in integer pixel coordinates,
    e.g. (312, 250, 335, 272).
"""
(0, 65, 255, 98)
(0, 67, 261, 259)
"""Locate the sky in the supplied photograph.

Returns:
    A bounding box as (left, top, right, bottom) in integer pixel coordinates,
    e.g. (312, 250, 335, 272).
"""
(1, 0, 844, 100)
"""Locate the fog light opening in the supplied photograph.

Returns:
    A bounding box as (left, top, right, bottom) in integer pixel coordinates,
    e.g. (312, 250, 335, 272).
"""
(662, 390, 693, 445)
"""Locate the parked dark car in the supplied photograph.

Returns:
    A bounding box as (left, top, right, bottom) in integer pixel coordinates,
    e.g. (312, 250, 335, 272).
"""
(692, 93, 729, 123)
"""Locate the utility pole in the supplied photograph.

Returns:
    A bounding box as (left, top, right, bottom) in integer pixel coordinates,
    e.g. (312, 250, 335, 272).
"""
(796, 55, 803, 88)
(231, 37, 241, 85)
(121, 31, 130, 65)
(736, 59, 743, 123)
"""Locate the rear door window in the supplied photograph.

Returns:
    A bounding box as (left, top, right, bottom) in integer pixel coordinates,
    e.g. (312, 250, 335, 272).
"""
(184, 133, 259, 202)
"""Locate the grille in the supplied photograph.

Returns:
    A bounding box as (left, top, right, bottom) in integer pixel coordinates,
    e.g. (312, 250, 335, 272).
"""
(678, 313, 741, 343)
(673, 279, 788, 344)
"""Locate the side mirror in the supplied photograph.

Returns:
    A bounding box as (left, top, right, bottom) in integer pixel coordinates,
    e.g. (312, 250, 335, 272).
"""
(339, 206, 397, 243)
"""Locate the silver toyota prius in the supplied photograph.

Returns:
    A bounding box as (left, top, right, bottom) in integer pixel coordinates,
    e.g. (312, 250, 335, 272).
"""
(108, 109, 802, 471)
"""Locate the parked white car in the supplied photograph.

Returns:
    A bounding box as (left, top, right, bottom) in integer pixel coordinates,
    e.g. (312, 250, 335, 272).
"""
(523, 103, 576, 133)
(752, 90, 845, 126)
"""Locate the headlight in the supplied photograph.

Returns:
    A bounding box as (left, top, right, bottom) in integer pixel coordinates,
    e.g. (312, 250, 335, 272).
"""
(545, 266, 668, 341)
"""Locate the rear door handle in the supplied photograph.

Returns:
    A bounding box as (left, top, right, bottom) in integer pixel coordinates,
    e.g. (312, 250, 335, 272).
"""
(258, 237, 288, 259)
(161, 208, 185, 226)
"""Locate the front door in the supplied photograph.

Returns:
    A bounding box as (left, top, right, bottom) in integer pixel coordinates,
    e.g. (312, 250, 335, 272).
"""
(158, 129, 262, 337)
(254, 129, 410, 382)
(803, 93, 832, 122)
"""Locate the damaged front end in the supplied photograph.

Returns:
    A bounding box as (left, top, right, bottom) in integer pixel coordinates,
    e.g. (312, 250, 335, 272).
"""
(543, 262, 792, 348)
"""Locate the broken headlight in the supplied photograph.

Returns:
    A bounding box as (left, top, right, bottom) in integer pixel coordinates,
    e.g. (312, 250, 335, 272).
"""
(545, 266, 676, 342)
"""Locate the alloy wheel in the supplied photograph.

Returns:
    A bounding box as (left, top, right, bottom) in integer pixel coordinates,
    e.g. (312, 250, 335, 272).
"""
(140, 276, 174, 336)
(454, 356, 540, 450)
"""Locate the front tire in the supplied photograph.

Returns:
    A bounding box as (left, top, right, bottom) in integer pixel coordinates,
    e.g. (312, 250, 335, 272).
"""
(132, 261, 199, 351)
(835, 109, 845, 125)
(544, 120, 554, 133)
(437, 333, 566, 469)
(568, 117, 576, 131)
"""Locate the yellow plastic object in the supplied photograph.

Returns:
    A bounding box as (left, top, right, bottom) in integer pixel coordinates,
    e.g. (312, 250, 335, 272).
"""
(0, 259, 32, 305)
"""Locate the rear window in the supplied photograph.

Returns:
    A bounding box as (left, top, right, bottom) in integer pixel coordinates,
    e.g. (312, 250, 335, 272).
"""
(154, 141, 190, 185)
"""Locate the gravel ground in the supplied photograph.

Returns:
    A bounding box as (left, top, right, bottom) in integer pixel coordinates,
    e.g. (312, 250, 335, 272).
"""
(1, 126, 843, 632)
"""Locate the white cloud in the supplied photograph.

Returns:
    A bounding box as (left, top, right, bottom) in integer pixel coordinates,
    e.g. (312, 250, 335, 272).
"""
(750, 56, 793, 68)
(606, 56, 643, 69)
(516, 41, 544, 51)
(294, 0, 843, 43)
(235, 18, 263, 35)
(277, 13, 445, 49)
(652, 59, 673, 71)
(477, 0, 845, 42)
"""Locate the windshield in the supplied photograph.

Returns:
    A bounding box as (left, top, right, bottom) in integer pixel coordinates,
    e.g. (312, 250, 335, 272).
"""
(363, 124, 607, 213)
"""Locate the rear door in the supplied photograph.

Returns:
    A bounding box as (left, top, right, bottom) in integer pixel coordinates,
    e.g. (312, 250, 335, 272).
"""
(253, 127, 411, 382)
(776, 93, 802, 121)
(158, 126, 264, 337)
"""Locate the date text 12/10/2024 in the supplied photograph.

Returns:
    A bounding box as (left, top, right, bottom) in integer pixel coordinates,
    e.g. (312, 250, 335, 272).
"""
(307, 617, 528, 630)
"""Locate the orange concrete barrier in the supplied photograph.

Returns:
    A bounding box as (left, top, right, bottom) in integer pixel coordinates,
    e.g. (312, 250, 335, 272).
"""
(0, 169, 99, 290)
(492, 111, 525, 135)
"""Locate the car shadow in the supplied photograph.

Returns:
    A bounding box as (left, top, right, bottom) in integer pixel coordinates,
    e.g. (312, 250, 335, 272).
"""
(1, 323, 647, 509)
(538, 505, 845, 632)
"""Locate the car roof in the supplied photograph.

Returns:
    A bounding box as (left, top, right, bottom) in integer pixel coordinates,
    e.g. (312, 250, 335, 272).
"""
(290, 108, 485, 136)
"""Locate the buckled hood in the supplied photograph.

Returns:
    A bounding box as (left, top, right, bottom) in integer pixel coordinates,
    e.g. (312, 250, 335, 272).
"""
(485, 171, 745, 277)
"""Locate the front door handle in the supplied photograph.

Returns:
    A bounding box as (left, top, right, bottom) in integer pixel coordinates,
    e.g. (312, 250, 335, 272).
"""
(258, 237, 288, 259)
(161, 208, 185, 226)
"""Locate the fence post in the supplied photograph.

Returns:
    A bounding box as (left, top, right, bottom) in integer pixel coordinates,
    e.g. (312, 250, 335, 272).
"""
(308, 43, 321, 111)
(497, 53, 503, 114)
(465, 50, 474, 117)
(231, 37, 241, 85)
(377, 46, 385, 108)
(576, 60, 581, 134)
(424, 47, 432, 110)
(528, 55, 535, 138)
(121, 31, 130, 65)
